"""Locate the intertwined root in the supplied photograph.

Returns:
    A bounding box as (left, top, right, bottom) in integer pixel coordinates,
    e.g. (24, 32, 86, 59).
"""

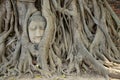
(0, 0, 120, 80)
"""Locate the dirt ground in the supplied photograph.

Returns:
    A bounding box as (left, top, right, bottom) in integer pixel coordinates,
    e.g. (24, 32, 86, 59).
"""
(7, 75, 106, 80)
(16, 77, 119, 80)
(4, 74, 119, 80)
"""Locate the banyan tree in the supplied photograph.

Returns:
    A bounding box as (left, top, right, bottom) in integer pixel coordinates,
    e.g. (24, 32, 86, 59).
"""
(0, 0, 120, 79)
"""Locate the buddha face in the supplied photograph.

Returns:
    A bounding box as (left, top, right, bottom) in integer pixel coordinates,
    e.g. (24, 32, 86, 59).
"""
(28, 20, 45, 44)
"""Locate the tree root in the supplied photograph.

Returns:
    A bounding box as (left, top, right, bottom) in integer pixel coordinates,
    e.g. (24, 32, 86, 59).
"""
(0, 0, 120, 80)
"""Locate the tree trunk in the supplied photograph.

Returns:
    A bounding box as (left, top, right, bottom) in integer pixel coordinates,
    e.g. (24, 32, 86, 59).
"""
(0, 0, 120, 79)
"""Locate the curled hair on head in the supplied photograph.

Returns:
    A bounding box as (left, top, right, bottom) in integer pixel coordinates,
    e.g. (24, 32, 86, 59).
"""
(28, 11, 47, 29)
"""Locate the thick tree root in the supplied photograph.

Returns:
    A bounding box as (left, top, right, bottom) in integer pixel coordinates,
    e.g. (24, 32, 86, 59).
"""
(0, 0, 120, 80)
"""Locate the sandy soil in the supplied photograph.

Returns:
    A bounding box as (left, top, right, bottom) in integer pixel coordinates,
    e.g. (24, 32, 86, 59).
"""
(8, 75, 106, 80)
(2, 73, 119, 80)
(16, 77, 119, 80)
(5, 73, 120, 80)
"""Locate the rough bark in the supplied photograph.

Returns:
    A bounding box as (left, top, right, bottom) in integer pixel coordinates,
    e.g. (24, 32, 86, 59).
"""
(0, 0, 120, 80)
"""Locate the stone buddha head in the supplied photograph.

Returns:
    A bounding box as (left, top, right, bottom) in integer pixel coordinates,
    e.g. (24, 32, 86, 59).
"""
(28, 12, 46, 44)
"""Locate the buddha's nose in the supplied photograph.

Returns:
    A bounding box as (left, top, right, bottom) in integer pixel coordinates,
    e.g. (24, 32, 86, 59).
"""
(36, 29, 43, 37)
(36, 29, 40, 36)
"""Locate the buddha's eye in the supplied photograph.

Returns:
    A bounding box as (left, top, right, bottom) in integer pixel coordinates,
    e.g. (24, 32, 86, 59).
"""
(30, 26, 37, 30)
(39, 26, 45, 30)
